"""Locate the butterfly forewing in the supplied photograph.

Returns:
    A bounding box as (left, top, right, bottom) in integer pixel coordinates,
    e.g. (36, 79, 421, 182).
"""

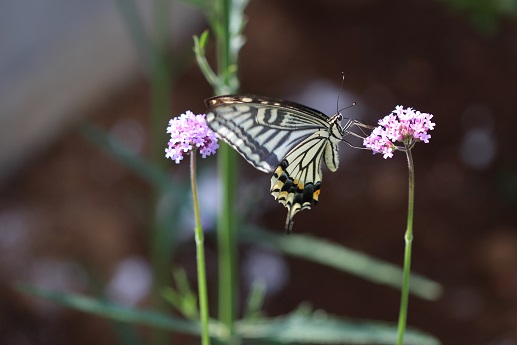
(206, 96, 328, 173)
(205, 95, 347, 233)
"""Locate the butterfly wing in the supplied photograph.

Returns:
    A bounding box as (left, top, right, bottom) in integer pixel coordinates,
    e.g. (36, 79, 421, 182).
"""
(271, 129, 339, 233)
(206, 95, 345, 233)
(205, 95, 329, 173)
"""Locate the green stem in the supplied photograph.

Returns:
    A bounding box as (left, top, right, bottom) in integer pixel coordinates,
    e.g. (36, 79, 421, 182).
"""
(214, 0, 239, 338)
(396, 148, 415, 345)
(149, 2, 172, 345)
(191, 152, 211, 345)
(216, 0, 231, 89)
(217, 143, 237, 336)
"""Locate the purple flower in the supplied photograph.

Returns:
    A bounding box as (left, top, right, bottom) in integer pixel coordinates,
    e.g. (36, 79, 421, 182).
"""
(363, 106, 435, 159)
(165, 111, 219, 164)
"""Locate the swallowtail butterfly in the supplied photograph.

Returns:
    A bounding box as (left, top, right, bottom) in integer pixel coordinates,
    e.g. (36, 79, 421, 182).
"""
(205, 95, 365, 233)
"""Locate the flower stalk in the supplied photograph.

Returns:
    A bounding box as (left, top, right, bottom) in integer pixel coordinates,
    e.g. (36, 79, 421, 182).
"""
(190, 151, 211, 345)
(165, 112, 218, 345)
(363, 106, 435, 344)
(396, 147, 415, 345)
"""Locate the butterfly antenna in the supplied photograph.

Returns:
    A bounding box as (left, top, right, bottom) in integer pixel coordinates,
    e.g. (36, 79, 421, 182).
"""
(337, 72, 346, 114)
(337, 73, 358, 115)
(338, 102, 356, 114)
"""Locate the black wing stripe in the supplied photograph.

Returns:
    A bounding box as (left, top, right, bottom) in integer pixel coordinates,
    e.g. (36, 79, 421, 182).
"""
(207, 110, 276, 172)
(206, 103, 331, 172)
(255, 107, 328, 129)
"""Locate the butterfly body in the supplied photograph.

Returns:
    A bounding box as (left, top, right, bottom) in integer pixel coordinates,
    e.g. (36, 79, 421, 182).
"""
(205, 95, 353, 233)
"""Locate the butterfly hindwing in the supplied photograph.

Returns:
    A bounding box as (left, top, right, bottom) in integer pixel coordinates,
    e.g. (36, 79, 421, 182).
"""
(205, 95, 347, 233)
(270, 130, 332, 233)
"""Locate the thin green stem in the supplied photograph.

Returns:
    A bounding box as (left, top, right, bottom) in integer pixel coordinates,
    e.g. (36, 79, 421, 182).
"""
(191, 152, 211, 345)
(216, 0, 231, 88)
(217, 143, 237, 336)
(396, 148, 415, 345)
(213, 0, 239, 338)
(148, 1, 172, 344)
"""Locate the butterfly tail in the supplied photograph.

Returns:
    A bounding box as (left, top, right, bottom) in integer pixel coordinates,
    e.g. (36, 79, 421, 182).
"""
(284, 214, 294, 234)
(285, 199, 304, 233)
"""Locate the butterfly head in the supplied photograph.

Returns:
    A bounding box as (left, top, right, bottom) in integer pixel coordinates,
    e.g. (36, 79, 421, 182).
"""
(328, 112, 351, 140)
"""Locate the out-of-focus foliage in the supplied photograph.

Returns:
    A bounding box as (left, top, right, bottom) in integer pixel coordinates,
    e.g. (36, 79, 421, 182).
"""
(441, 0, 517, 34)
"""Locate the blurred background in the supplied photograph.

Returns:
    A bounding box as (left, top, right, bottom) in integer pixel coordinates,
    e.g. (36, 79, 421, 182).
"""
(1, 0, 517, 344)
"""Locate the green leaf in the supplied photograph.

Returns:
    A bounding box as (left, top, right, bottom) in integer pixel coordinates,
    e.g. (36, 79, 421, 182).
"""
(243, 280, 266, 320)
(179, 0, 210, 11)
(162, 268, 199, 320)
(79, 122, 181, 193)
(235, 306, 440, 345)
(15, 284, 228, 338)
(162, 287, 199, 320)
(16, 284, 440, 344)
(240, 227, 442, 301)
(193, 33, 224, 93)
(198, 29, 209, 49)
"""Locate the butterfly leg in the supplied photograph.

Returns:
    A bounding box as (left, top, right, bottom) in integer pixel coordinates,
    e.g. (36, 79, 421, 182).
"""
(342, 119, 375, 150)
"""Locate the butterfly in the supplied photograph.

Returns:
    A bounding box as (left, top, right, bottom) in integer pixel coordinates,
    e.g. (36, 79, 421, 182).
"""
(205, 95, 366, 233)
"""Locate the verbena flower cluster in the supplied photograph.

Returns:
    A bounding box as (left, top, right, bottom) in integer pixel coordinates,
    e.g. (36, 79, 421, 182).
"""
(165, 111, 219, 164)
(363, 106, 435, 159)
